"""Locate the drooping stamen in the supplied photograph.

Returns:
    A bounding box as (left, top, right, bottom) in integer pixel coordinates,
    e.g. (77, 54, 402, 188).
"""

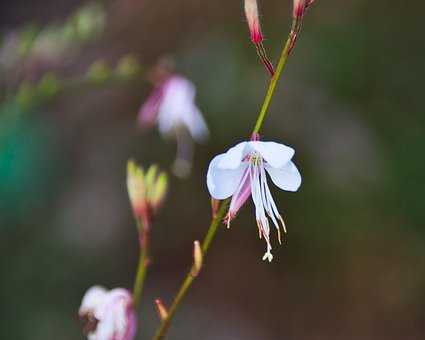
(249, 156, 273, 259)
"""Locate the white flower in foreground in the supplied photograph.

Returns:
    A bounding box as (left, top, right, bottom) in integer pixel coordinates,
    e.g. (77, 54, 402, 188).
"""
(79, 286, 136, 340)
(207, 141, 301, 262)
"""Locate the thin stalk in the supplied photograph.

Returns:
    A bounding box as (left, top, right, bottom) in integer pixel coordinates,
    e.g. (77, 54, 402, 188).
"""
(152, 17, 304, 340)
(152, 200, 229, 340)
(252, 19, 300, 135)
(133, 219, 150, 309)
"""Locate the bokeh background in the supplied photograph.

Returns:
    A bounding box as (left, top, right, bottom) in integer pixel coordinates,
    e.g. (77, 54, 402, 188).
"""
(1, 0, 424, 339)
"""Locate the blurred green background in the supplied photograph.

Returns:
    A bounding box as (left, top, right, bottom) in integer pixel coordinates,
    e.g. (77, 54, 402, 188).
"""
(1, 0, 424, 339)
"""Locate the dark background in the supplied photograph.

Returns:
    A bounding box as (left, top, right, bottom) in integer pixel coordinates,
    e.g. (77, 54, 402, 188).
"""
(1, 0, 424, 339)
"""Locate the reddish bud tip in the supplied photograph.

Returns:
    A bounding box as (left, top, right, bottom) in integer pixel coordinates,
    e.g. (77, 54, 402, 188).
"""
(293, 0, 306, 19)
(244, 0, 263, 44)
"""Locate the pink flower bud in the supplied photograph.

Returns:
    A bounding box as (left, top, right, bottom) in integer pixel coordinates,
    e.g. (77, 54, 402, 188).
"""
(244, 0, 263, 44)
(79, 286, 136, 340)
(293, 0, 306, 19)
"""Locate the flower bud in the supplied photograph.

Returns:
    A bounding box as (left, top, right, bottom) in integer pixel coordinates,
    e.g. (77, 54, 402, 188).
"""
(87, 60, 110, 83)
(191, 240, 203, 277)
(150, 172, 168, 211)
(127, 160, 168, 227)
(155, 299, 169, 320)
(127, 159, 146, 219)
(116, 54, 141, 78)
(37, 73, 61, 98)
(293, 0, 306, 19)
(244, 0, 263, 44)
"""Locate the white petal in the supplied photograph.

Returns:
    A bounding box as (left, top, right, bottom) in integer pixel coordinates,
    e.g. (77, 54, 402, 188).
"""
(217, 141, 248, 169)
(265, 161, 301, 192)
(157, 77, 195, 135)
(79, 286, 107, 315)
(207, 154, 247, 199)
(183, 105, 209, 142)
(249, 141, 295, 168)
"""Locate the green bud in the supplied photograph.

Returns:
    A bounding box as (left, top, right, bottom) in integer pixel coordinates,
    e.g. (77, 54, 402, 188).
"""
(73, 3, 105, 40)
(150, 172, 168, 209)
(87, 60, 110, 83)
(115, 55, 141, 78)
(16, 81, 36, 108)
(17, 26, 38, 57)
(37, 73, 61, 98)
(127, 159, 146, 217)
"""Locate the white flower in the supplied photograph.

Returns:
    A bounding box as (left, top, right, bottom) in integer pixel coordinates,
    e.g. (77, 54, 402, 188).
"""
(207, 141, 301, 262)
(79, 286, 136, 340)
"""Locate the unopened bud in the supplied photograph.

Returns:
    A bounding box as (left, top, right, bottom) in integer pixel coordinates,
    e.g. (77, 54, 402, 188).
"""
(150, 172, 168, 211)
(38, 73, 61, 98)
(293, 0, 306, 19)
(127, 159, 146, 219)
(155, 299, 168, 320)
(127, 160, 168, 225)
(16, 81, 36, 108)
(87, 60, 110, 83)
(244, 0, 263, 44)
(116, 54, 141, 78)
(191, 240, 203, 277)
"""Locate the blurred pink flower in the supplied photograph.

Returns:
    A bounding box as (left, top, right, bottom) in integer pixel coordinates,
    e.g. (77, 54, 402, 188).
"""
(138, 75, 209, 143)
(138, 75, 209, 177)
(79, 286, 136, 340)
(207, 141, 301, 262)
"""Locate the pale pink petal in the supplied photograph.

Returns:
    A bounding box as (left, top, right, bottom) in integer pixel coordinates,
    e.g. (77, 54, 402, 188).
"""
(138, 86, 163, 127)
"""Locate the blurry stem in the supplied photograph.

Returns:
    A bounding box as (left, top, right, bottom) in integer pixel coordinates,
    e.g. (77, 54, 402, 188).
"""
(252, 18, 301, 135)
(133, 218, 150, 309)
(152, 200, 229, 340)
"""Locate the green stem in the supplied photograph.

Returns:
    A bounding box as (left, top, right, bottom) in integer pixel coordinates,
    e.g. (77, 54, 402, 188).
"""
(133, 220, 149, 309)
(151, 17, 304, 340)
(252, 19, 299, 135)
(152, 200, 229, 340)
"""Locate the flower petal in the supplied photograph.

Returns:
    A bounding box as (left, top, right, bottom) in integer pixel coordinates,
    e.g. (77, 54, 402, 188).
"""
(250, 141, 295, 168)
(138, 86, 163, 127)
(182, 105, 209, 142)
(207, 154, 247, 199)
(265, 161, 301, 192)
(217, 141, 248, 169)
(79, 286, 108, 315)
